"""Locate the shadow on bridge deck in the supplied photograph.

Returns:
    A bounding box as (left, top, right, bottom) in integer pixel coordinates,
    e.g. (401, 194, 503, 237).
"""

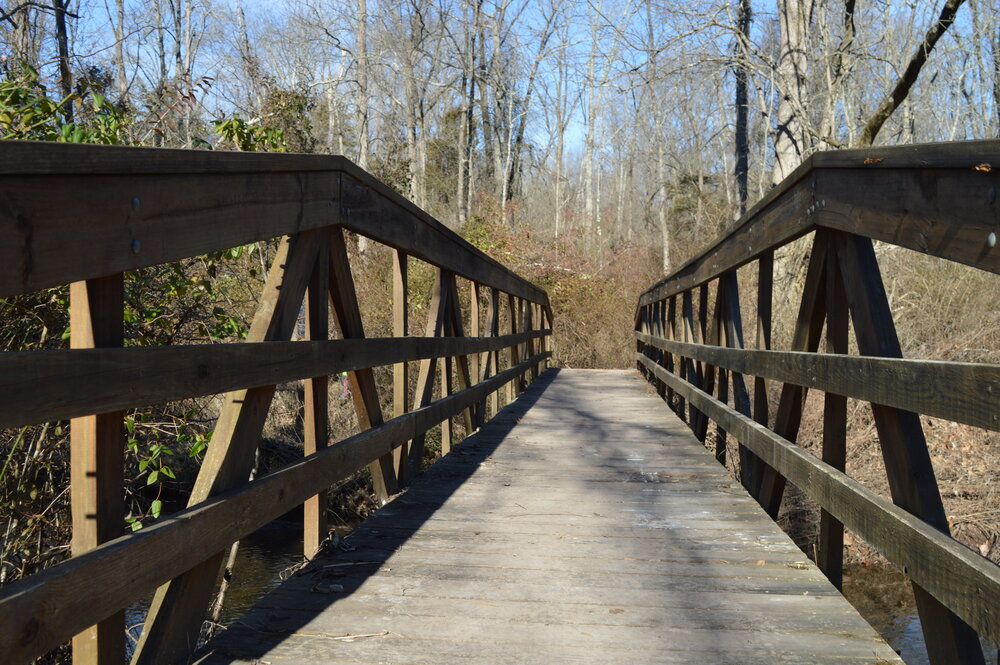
(195, 368, 901, 665)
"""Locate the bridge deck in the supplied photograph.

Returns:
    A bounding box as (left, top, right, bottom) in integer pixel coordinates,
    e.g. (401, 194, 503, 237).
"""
(196, 369, 901, 665)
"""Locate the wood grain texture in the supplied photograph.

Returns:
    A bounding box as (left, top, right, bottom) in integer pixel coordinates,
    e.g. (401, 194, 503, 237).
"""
(634, 333, 1000, 433)
(0, 352, 550, 665)
(639, 356, 1000, 649)
(69, 274, 125, 665)
(0, 331, 549, 429)
(194, 369, 901, 665)
(638, 140, 1000, 307)
(339, 172, 547, 305)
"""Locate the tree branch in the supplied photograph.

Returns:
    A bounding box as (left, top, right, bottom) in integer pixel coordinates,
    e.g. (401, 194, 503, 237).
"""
(856, 0, 966, 147)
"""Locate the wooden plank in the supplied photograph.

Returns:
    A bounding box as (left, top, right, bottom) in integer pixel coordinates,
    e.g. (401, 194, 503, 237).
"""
(634, 332, 1000, 434)
(639, 177, 815, 305)
(832, 231, 985, 665)
(818, 246, 847, 590)
(0, 145, 548, 307)
(392, 250, 410, 485)
(0, 352, 550, 665)
(754, 251, 773, 427)
(193, 369, 903, 665)
(339, 172, 547, 305)
(132, 231, 319, 665)
(638, 355, 1000, 649)
(755, 232, 830, 516)
(0, 171, 340, 298)
(0, 331, 548, 430)
(328, 229, 398, 502)
(303, 230, 331, 557)
(816, 167, 1000, 276)
(639, 140, 1000, 307)
(69, 273, 125, 665)
(408, 270, 449, 475)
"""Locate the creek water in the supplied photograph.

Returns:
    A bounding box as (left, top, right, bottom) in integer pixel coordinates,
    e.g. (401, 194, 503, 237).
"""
(125, 528, 996, 664)
(843, 564, 998, 664)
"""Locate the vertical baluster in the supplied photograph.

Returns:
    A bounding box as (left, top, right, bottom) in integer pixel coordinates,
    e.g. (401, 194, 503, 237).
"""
(71, 274, 125, 665)
(303, 240, 330, 557)
(392, 250, 410, 484)
(818, 244, 847, 589)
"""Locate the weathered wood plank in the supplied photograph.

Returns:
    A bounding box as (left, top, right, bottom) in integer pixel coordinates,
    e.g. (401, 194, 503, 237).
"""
(69, 273, 125, 665)
(634, 333, 1000, 433)
(0, 331, 549, 429)
(639, 355, 1000, 648)
(192, 370, 900, 665)
(0, 353, 550, 665)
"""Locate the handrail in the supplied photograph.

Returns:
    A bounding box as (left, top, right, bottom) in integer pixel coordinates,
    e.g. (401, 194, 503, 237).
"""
(0, 141, 552, 665)
(0, 140, 550, 306)
(635, 139, 1000, 665)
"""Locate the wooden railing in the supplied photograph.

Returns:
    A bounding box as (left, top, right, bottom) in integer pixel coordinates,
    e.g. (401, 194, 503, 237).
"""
(0, 141, 552, 665)
(635, 140, 1000, 665)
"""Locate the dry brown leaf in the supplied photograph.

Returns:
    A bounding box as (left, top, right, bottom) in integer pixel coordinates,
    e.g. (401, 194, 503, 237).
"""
(756, 559, 766, 566)
(974, 163, 993, 173)
(863, 157, 884, 165)
(979, 541, 992, 557)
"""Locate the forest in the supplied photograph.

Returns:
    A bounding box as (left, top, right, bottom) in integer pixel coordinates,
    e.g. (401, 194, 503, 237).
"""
(2, 0, 1000, 662)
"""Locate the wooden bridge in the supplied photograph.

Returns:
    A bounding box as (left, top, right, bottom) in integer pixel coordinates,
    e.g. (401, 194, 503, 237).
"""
(0, 140, 998, 665)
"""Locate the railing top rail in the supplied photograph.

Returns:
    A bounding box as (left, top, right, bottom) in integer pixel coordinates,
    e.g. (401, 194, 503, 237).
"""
(639, 138, 1000, 306)
(0, 140, 549, 307)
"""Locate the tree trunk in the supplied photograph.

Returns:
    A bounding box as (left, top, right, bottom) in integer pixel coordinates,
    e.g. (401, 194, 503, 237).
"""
(52, 0, 73, 123)
(114, 0, 128, 102)
(734, 0, 752, 215)
(856, 0, 967, 147)
(355, 0, 369, 170)
(771, 0, 810, 185)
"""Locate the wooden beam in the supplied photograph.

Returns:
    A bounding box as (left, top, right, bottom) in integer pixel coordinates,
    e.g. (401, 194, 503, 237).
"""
(832, 231, 985, 665)
(70, 273, 125, 665)
(0, 332, 549, 430)
(0, 351, 550, 665)
(392, 250, 410, 486)
(338, 172, 548, 305)
(327, 229, 397, 502)
(636, 353, 1000, 652)
(0, 171, 341, 299)
(719, 272, 756, 490)
(816, 166, 1000, 276)
(818, 244, 847, 590)
(408, 270, 449, 475)
(755, 231, 829, 516)
(133, 231, 319, 665)
(303, 230, 331, 557)
(634, 333, 1000, 435)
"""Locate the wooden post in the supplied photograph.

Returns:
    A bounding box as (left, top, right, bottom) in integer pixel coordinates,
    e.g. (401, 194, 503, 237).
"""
(507, 294, 520, 402)
(470, 282, 483, 427)
(71, 273, 125, 665)
(818, 243, 847, 589)
(755, 231, 830, 518)
(752, 251, 773, 494)
(392, 250, 410, 485)
(833, 231, 986, 665)
(303, 241, 330, 557)
(408, 270, 448, 475)
(487, 289, 501, 416)
(134, 232, 320, 665)
(719, 272, 755, 490)
(666, 296, 678, 412)
(327, 230, 398, 502)
(681, 290, 700, 426)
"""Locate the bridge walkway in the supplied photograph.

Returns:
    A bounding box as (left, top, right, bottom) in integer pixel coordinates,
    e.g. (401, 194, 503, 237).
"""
(196, 369, 901, 665)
